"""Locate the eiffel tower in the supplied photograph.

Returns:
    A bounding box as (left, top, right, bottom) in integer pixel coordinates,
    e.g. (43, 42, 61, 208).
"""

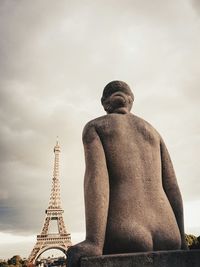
(28, 140, 72, 264)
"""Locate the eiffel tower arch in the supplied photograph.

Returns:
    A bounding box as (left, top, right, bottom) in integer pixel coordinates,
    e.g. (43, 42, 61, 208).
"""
(28, 140, 72, 264)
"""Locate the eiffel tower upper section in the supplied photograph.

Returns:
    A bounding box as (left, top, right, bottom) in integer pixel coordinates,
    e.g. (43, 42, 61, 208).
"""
(47, 138, 62, 211)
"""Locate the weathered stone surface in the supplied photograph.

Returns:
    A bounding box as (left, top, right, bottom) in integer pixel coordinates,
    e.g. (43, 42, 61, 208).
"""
(81, 250, 200, 267)
(67, 81, 188, 267)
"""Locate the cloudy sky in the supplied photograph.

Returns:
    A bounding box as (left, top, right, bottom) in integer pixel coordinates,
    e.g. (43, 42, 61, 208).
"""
(0, 0, 200, 259)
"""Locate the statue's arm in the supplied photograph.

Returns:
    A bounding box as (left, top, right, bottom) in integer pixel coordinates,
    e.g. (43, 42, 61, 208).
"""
(160, 138, 188, 250)
(67, 122, 109, 267)
(83, 122, 109, 248)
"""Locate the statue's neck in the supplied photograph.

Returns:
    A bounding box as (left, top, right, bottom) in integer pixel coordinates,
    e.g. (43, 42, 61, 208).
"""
(107, 107, 130, 114)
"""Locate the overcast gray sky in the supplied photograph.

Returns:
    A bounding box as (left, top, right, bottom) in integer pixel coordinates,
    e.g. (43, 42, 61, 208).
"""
(0, 0, 200, 259)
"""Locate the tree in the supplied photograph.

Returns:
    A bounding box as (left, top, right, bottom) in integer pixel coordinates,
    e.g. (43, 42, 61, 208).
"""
(185, 234, 200, 249)
(0, 261, 9, 267)
(8, 256, 22, 267)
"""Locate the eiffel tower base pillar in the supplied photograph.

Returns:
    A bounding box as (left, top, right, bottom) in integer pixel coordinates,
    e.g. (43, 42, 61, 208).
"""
(28, 234, 71, 264)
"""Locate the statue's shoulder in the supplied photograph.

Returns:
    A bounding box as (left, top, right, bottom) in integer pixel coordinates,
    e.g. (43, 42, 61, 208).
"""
(133, 114, 161, 141)
(83, 115, 107, 131)
(82, 115, 108, 143)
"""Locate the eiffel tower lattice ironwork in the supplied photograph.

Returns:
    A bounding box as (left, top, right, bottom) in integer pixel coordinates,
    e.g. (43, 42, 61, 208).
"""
(28, 140, 72, 264)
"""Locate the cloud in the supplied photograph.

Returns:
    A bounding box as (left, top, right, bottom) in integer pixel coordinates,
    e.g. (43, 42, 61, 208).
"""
(190, 0, 200, 14)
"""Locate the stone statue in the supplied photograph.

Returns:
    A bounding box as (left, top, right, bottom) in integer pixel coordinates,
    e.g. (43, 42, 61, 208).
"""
(67, 81, 188, 267)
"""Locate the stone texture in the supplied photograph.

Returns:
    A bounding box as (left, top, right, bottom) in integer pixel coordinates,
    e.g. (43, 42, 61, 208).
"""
(81, 250, 200, 267)
(67, 81, 188, 267)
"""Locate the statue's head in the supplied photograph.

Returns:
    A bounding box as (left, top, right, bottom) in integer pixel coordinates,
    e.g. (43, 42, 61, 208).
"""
(101, 81, 134, 114)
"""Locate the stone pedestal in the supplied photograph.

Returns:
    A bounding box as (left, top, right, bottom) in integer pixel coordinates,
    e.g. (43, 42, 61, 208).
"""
(81, 250, 200, 267)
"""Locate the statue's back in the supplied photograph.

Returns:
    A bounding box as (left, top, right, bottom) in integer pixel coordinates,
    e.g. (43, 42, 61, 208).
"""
(93, 113, 181, 253)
